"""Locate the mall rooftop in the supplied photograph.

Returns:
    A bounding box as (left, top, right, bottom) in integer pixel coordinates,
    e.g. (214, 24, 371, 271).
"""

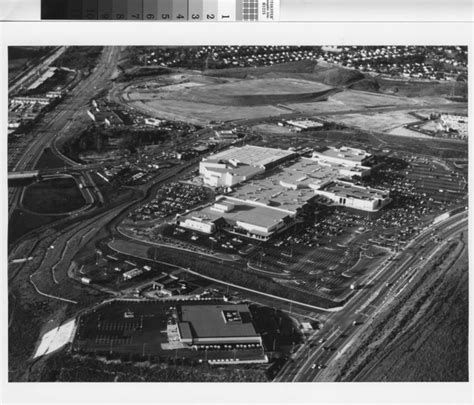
(312, 146, 374, 166)
(202, 145, 295, 169)
(178, 304, 262, 345)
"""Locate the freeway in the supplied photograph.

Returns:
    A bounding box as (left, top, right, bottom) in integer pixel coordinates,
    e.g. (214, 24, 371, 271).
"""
(8, 163, 105, 178)
(274, 210, 468, 382)
(8, 47, 67, 96)
(11, 47, 119, 172)
(8, 47, 120, 219)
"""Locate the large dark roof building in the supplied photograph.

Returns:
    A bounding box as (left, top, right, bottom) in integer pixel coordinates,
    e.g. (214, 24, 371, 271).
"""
(177, 304, 262, 346)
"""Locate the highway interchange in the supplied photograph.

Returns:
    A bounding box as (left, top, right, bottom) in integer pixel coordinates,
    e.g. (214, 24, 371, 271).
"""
(8, 47, 67, 97)
(8, 46, 120, 219)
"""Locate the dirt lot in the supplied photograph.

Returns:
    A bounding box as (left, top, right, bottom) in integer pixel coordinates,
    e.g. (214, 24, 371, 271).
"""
(319, 111, 419, 133)
(117, 63, 467, 128)
(252, 124, 299, 135)
(121, 75, 333, 124)
(126, 99, 286, 125)
(163, 77, 332, 106)
(122, 76, 454, 126)
(378, 77, 467, 99)
(387, 126, 431, 138)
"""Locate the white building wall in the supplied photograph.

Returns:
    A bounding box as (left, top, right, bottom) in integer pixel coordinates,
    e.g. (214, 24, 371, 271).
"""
(313, 189, 390, 212)
(345, 197, 376, 211)
(339, 166, 371, 178)
(193, 336, 262, 344)
(180, 218, 215, 234)
(312, 148, 373, 170)
(235, 221, 273, 236)
(200, 162, 264, 188)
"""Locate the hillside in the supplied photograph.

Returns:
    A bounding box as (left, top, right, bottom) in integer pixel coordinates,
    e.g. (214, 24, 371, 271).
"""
(205, 60, 366, 88)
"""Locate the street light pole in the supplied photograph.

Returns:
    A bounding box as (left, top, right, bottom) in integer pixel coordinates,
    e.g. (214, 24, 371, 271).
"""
(306, 335, 310, 360)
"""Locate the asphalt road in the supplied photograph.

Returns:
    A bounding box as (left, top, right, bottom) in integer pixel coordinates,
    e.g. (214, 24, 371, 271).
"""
(8, 47, 120, 219)
(274, 210, 468, 382)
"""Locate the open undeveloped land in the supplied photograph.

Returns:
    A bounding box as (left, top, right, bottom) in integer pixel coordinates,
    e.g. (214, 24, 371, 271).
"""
(120, 75, 335, 124)
(117, 64, 464, 130)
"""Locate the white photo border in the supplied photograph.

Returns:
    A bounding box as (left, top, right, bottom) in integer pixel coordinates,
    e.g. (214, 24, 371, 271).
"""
(1, 21, 472, 405)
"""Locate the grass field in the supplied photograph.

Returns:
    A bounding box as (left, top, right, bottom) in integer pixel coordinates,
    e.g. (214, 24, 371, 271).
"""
(22, 176, 86, 215)
(34, 148, 71, 170)
(8, 209, 64, 244)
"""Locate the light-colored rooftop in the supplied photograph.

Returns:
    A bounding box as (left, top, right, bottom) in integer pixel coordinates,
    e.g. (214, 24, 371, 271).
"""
(286, 119, 324, 128)
(228, 158, 338, 212)
(230, 181, 317, 214)
(322, 180, 388, 201)
(314, 146, 371, 164)
(184, 197, 292, 231)
(203, 145, 295, 168)
(189, 145, 388, 231)
(203, 163, 262, 178)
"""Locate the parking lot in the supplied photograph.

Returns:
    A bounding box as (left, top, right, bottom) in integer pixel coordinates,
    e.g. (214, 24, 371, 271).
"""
(127, 182, 211, 223)
(160, 225, 248, 256)
(73, 300, 268, 363)
(73, 300, 171, 355)
(119, 141, 467, 304)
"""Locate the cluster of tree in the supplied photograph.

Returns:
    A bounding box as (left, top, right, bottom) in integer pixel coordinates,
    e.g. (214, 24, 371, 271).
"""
(116, 128, 175, 150)
(25, 69, 70, 96)
(9, 46, 53, 61)
(249, 305, 303, 352)
(116, 66, 172, 82)
(60, 127, 108, 161)
(52, 47, 103, 73)
(61, 127, 175, 161)
(41, 352, 268, 382)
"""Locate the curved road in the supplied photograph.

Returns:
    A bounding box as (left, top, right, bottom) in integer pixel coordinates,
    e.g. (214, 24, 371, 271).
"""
(9, 47, 120, 219)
